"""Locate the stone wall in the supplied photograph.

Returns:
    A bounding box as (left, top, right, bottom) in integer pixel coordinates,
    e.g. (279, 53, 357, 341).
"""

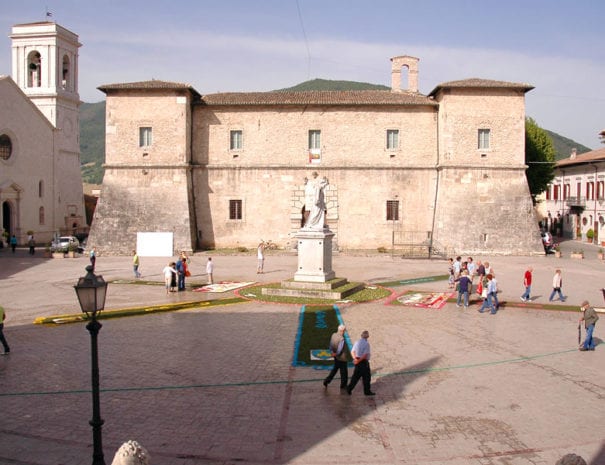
(89, 76, 544, 255)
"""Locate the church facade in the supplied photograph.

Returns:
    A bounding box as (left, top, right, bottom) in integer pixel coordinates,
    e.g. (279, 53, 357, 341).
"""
(0, 22, 85, 246)
(88, 56, 543, 256)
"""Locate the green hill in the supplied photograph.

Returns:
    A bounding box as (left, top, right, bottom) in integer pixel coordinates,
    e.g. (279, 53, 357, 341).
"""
(78, 80, 591, 184)
(545, 129, 591, 160)
(79, 101, 106, 184)
(277, 78, 389, 92)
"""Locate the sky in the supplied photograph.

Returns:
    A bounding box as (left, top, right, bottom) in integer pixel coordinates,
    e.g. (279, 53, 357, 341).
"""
(1, 0, 604, 149)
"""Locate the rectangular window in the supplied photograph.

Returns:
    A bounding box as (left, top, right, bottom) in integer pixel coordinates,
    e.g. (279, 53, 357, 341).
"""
(598, 181, 604, 200)
(553, 185, 559, 201)
(576, 182, 581, 198)
(586, 182, 594, 200)
(386, 200, 399, 221)
(545, 185, 551, 200)
(229, 199, 242, 220)
(230, 130, 243, 150)
(386, 130, 399, 150)
(139, 127, 152, 147)
(308, 130, 321, 150)
(563, 183, 570, 200)
(478, 129, 490, 150)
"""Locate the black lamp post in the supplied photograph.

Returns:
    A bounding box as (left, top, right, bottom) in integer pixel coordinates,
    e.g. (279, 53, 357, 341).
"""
(74, 265, 108, 465)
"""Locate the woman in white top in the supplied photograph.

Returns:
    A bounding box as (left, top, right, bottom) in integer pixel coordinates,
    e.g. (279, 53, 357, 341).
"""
(162, 262, 178, 295)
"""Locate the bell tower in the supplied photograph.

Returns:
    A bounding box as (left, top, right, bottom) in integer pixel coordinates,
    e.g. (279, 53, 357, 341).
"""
(10, 21, 81, 154)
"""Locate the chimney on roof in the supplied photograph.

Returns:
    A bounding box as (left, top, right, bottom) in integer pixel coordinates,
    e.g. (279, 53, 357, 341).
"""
(390, 55, 419, 93)
(570, 148, 577, 159)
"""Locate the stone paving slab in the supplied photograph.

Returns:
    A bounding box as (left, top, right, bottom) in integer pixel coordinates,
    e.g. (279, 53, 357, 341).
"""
(0, 241, 604, 464)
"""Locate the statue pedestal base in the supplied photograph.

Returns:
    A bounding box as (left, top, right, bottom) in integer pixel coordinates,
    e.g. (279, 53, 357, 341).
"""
(293, 229, 335, 283)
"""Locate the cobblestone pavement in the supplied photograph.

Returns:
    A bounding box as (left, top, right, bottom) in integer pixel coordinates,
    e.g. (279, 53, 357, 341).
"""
(0, 241, 604, 465)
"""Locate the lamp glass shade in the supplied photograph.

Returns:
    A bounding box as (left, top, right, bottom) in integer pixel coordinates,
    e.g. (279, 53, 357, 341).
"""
(74, 267, 107, 315)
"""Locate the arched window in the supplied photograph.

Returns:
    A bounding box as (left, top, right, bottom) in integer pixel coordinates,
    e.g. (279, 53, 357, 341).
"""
(62, 55, 70, 89)
(39, 180, 44, 198)
(39, 206, 45, 225)
(27, 51, 42, 87)
(0, 134, 12, 160)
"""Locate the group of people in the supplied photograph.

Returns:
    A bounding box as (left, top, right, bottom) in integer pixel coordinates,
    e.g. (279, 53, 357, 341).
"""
(519, 265, 569, 304)
(323, 326, 375, 396)
(449, 258, 598, 351)
(450, 256, 499, 314)
(162, 252, 192, 294)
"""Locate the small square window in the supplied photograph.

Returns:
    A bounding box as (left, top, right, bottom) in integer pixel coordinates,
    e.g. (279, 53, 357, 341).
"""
(386, 200, 399, 221)
(229, 199, 243, 220)
(139, 127, 152, 147)
(230, 130, 243, 150)
(386, 130, 399, 150)
(478, 129, 490, 150)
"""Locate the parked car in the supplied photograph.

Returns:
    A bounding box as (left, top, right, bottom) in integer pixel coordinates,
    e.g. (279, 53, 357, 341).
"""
(51, 236, 84, 253)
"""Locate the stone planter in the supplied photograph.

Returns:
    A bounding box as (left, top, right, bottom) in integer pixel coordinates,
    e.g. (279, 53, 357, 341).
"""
(570, 252, 584, 259)
(52, 252, 66, 258)
(554, 251, 562, 258)
(598, 253, 604, 260)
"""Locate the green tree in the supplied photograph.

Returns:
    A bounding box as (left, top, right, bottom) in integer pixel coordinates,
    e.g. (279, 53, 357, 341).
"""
(525, 117, 555, 203)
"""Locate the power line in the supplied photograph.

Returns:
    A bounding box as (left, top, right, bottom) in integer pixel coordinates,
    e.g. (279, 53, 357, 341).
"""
(295, 0, 311, 80)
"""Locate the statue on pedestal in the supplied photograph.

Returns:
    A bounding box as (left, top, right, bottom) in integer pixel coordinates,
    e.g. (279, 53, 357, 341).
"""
(303, 172, 329, 230)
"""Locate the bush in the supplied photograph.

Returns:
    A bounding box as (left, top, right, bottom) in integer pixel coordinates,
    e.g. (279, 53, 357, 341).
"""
(586, 228, 594, 240)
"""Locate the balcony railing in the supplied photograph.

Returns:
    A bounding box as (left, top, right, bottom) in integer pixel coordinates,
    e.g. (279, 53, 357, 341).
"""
(565, 196, 586, 207)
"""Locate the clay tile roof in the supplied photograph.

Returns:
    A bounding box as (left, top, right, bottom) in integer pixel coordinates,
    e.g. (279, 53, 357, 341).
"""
(199, 90, 437, 107)
(429, 78, 534, 96)
(557, 147, 605, 168)
(98, 80, 201, 97)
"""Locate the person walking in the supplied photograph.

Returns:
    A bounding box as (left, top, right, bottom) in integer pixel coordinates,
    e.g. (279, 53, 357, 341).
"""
(490, 273, 500, 310)
(455, 270, 472, 308)
(346, 330, 375, 396)
(257, 241, 266, 274)
(0, 305, 11, 355)
(520, 266, 533, 302)
(478, 274, 497, 314)
(89, 247, 97, 270)
(579, 300, 599, 351)
(9, 235, 17, 253)
(132, 250, 142, 278)
(323, 325, 348, 390)
(206, 257, 214, 284)
(28, 235, 35, 255)
(548, 269, 566, 302)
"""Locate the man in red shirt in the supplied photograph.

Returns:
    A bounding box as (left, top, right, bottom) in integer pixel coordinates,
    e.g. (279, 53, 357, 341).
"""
(520, 266, 533, 302)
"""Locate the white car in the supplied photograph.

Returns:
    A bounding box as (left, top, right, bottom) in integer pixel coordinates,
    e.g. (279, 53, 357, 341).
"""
(51, 236, 83, 253)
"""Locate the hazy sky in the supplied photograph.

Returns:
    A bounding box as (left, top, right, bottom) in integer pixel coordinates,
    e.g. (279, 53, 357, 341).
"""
(1, 0, 603, 149)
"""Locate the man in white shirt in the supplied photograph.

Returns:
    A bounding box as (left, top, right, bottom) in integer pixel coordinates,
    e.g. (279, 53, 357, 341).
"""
(346, 330, 375, 396)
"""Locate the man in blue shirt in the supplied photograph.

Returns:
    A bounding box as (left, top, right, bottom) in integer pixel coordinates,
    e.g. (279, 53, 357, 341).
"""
(346, 330, 375, 396)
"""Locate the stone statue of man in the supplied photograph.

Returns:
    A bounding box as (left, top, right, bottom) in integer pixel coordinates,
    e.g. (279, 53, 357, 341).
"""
(303, 172, 329, 230)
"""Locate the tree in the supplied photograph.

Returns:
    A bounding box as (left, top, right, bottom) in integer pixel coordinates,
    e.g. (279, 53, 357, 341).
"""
(525, 117, 555, 203)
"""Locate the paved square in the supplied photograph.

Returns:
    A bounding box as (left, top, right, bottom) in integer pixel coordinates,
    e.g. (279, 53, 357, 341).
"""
(0, 247, 603, 464)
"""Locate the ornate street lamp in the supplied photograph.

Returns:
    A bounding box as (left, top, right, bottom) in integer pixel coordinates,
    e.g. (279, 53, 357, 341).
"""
(74, 265, 108, 465)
